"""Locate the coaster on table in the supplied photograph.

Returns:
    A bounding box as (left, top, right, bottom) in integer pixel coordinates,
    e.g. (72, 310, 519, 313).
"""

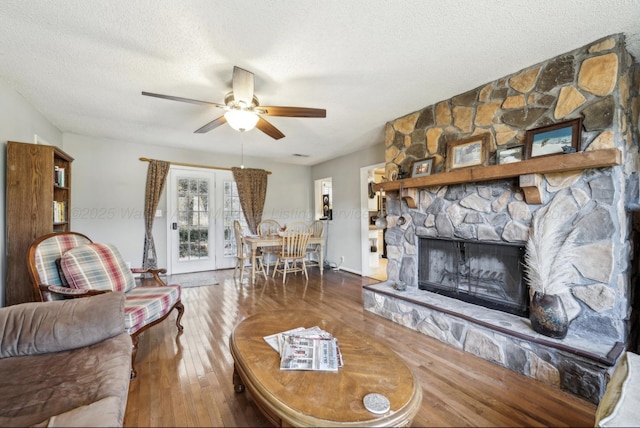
(363, 393, 390, 414)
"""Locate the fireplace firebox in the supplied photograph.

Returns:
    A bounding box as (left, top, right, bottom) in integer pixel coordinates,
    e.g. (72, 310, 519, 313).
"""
(418, 237, 528, 317)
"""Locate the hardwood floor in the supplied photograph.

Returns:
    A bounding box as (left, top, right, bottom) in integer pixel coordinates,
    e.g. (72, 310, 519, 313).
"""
(367, 256, 387, 281)
(124, 267, 596, 427)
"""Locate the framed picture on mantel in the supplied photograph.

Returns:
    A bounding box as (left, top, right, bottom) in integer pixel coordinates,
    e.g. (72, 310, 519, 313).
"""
(525, 118, 581, 159)
(411, 157, 435, 178)
(497, 144, 525, 164)
(445, 134, 490, 171)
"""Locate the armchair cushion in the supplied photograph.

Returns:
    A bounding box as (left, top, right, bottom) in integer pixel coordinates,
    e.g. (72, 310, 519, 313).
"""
(124, 285, 181, 334)
(32, 233, 92, 288)
(60, 243, 136, 293)
(0, 292, 125, 359)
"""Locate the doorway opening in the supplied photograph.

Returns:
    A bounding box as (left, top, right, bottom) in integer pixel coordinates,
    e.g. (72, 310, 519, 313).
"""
(314, 177, 332, 220)
(360, 163, 387, 281)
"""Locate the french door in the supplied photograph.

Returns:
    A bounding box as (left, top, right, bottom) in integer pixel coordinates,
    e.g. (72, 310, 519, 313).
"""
(167, 167, 215, 274)
(166, 167, 243, 274)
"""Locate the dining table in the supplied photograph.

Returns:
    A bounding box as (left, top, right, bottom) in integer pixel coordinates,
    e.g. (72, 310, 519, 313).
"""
(244, 234, 324, 283)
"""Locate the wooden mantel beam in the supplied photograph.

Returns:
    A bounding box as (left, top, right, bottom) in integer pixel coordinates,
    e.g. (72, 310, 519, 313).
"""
(372, 148, 622, 204)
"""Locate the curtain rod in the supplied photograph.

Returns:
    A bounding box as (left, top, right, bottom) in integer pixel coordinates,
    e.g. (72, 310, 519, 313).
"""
(139, 157, 272, 175)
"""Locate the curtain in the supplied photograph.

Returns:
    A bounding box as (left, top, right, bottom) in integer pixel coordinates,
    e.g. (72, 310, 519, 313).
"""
(143, 160, 170, 269)
(232, 167, 268, 235)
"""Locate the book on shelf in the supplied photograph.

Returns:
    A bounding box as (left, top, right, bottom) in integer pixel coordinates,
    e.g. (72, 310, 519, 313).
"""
(54, 166, 65, 187)
(53, 201, 66, 223)
(263, 326, 343, 372)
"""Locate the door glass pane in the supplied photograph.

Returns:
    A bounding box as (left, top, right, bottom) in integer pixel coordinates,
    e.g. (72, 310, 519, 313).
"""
(177, 177, 210, 261)
(223, 181, 247, 257)
(177, 178, 188, 196)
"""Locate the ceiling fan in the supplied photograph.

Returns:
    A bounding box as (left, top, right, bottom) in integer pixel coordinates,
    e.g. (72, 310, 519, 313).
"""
(142, 66, 326, 140)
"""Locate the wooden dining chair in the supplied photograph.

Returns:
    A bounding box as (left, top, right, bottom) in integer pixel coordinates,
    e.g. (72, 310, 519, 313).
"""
(306, 220, 324, 268)
(234, 220, 266, 282)
(272, 232, 311, 283)
(284, 221, 310, 234)
(257, 219, 282, 274)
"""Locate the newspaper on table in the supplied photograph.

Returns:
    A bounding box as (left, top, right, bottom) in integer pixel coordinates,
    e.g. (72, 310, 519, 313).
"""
(263, 326, 343, 371)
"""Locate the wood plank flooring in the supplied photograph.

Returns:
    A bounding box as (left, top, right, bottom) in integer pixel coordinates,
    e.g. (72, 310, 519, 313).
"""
(124, 267, 596, 427)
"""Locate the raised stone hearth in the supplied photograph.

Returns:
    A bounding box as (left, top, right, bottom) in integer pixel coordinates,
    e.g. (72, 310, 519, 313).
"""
(365, 34, 640, 403)
(364, 282, 622, 404)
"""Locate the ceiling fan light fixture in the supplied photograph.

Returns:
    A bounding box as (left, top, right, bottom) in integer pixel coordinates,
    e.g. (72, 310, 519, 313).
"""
(224, 108, 259, 132)
(143, 66, 325, 139)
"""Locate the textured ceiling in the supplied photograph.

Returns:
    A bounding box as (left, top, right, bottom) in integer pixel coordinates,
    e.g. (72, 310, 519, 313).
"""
(0, 0, 639, 165)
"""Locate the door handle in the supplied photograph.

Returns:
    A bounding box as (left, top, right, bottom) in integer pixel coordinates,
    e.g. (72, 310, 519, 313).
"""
(172, 222, 178, 230)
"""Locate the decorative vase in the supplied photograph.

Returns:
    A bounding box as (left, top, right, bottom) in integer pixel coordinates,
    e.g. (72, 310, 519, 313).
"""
(529, 291, 569, 339)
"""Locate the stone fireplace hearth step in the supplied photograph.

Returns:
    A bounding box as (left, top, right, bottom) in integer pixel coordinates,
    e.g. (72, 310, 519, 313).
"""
(364, 281, 624, 403)
(364, 281, 621, 364)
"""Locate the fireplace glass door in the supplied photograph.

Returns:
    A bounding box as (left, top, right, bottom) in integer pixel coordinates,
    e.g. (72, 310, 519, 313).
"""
(418, 237, 528, 317)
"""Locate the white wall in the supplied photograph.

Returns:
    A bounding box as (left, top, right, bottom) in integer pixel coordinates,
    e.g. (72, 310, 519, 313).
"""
(311, 143, 385, 274)
(64, 133, 313, 269)
(0, 79, 63, 306)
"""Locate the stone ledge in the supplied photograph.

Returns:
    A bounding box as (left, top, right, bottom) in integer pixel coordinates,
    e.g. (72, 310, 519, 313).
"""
(364, 281, 623, 366)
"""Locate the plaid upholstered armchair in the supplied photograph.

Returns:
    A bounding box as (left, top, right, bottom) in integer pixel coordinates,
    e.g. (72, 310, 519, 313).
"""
(27, 231, 184, 379)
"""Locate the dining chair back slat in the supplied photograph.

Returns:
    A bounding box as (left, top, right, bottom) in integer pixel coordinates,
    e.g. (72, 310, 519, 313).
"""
(257, 219, 281, 236)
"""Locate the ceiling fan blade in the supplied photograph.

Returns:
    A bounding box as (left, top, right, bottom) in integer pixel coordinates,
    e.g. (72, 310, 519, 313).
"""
(142, 91, 226, 108)
(232, 66, 255, 105)
(256, 116, 285, 140)
(194, 115, 227, 133)
(259, 106, 326, 118)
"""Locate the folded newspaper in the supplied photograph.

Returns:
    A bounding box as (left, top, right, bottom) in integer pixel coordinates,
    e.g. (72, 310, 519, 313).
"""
(263, 326, 344, 371)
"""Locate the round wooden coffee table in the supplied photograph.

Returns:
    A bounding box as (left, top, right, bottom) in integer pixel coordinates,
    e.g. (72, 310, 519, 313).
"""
(229, 310, 422, 427)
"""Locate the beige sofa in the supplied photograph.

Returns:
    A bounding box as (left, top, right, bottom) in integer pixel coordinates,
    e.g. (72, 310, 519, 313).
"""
(0, 292, 132, 427)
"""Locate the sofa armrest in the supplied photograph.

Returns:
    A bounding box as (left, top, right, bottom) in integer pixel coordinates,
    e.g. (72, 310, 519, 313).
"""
(0, 292, 125, 359)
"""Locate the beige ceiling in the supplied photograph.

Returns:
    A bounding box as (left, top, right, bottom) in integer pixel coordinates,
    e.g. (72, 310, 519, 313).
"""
(0, 0, 639, 166)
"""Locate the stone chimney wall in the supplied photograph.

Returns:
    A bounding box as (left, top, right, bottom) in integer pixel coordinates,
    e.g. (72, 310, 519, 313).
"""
(383, 34, 640, 346)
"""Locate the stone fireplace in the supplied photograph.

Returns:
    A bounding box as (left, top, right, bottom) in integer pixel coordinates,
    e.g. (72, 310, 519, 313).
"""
(363, 34, 640, 403)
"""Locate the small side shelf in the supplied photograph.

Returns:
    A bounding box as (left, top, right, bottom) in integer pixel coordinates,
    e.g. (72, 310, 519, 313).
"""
(372, 148, 622, 204)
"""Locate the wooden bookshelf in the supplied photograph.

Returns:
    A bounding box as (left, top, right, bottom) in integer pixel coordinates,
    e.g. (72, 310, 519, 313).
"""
(6, 141, 73, 305)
